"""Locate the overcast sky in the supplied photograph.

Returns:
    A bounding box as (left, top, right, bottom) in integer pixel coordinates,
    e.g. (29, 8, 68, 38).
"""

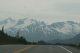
(0, 0, 80, 24)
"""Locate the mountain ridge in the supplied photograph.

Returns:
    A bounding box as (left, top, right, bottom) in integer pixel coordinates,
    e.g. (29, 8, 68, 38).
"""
(0, 18, 80, 42)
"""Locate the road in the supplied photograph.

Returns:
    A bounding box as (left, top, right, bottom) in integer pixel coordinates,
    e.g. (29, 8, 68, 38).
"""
(0, 45, 80, 53)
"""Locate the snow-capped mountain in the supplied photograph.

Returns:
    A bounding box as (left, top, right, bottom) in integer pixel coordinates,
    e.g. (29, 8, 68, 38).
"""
(49, 21, 80, 36)
(0, 18, 17, 29)
(0, 18, 80, 42)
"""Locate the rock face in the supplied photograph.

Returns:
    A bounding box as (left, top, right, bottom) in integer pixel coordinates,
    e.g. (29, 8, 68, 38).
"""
(0, 18, 80, 42)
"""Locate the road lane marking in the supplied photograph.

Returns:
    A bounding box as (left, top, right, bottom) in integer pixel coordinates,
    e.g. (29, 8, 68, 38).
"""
(13, 45, 35, 53)
(58, 46, 72, 53)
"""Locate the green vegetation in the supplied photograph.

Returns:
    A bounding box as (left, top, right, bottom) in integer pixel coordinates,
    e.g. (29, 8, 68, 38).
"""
(0, 26, 80, 47)
(0, 26, 50, 45)
(0, 26, 33, 45)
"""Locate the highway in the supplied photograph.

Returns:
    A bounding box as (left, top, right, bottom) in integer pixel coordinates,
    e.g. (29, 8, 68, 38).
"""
(0, 45, 80, 53)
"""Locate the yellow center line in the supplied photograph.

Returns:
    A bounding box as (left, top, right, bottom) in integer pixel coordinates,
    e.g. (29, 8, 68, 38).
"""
(13, 45, 35, 53)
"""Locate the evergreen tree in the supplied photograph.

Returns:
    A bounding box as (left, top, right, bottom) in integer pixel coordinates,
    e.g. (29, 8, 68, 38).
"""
(16, 31, 20, 38)
(2, 26, 4, 33)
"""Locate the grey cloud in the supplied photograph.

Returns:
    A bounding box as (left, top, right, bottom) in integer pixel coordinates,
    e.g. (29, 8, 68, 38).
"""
(0, 0, 80, 23)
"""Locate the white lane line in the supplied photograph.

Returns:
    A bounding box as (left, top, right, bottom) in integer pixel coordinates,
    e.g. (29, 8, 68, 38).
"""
(58, 46, 72, 53)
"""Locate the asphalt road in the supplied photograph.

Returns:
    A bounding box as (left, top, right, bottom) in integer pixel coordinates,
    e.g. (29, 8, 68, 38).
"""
(0, 45, 80, 53)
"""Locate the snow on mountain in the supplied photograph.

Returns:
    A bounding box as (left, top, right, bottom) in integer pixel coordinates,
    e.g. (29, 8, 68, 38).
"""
(0, 18, 80, 42)
(50, 21, 80, 36)
(0, 18, 17, 29)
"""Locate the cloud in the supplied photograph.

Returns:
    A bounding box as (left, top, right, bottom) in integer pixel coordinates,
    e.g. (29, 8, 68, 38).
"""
(0, 0, 80, 23)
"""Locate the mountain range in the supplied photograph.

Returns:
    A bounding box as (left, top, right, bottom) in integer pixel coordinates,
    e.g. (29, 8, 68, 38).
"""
(0, 18, 80, 43)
